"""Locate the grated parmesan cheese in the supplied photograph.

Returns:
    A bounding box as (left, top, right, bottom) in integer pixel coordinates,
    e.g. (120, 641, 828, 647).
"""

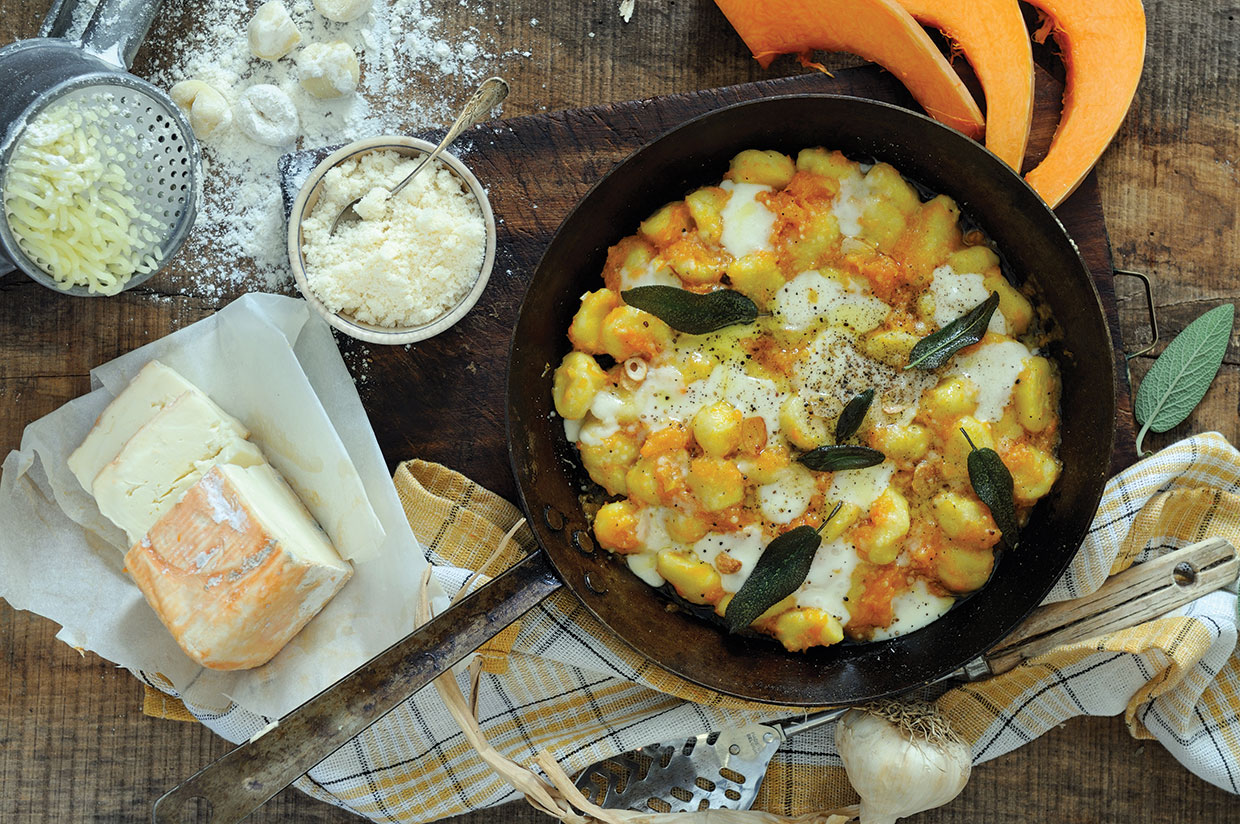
(299, 149, 486, 327)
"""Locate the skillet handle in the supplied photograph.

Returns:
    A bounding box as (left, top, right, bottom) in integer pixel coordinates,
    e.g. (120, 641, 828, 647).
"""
(151, 551, 562, 824)
(983, 537, 1238, 677)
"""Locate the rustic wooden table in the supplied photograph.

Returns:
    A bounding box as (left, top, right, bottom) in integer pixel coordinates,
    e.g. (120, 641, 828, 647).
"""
(2, 1, 1238, 822)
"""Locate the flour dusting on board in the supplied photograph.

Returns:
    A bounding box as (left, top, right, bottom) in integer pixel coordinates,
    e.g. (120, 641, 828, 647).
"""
(68, 0, 516, 297)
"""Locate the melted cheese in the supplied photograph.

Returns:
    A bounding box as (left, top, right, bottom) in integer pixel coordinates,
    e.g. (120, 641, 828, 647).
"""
(951, 339, 1031, 422)
(757, 465, 817, 524)
(773, 270, 889, 333)
(929, 265, 1006, 334)
(869, 579, 955, 641)
(830, 166, 871, 237)
(719, 180, 775, 258)
(828, 461, 896, 510)
(693, 527, 764, 592)
(637, 506, 677, 552)
(797, 538, 860, 625)
(622, 359, 783, 440)
(619, 261, 681, 290)
(627, 552, 664, 587)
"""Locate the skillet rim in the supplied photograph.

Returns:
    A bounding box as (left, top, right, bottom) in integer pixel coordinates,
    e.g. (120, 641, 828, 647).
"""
(506, 93, 1117, 705)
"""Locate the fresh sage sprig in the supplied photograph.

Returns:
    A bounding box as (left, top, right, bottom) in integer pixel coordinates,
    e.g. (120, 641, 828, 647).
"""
(905, 292, 1000, 370)
(960, 429, 1019, 548)
(621, 285, 758, 334)
(1134, 303, 1235, 455)
(798, 444, 885, 472)
(836, 389, 875, 442)
(724, 503, 842, 633)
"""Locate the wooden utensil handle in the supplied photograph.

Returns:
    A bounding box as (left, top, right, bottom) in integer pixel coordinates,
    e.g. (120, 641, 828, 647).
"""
(984, 537, 1237, 676)
(151, 551, 562, 824)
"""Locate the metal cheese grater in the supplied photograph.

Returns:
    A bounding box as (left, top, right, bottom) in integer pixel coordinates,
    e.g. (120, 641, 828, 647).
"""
(0, 0, 200, 293)
(574, 712, 844, 813)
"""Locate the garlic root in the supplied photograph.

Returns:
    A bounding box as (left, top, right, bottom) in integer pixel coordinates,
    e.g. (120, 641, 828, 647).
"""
(835, 700, 971, 824)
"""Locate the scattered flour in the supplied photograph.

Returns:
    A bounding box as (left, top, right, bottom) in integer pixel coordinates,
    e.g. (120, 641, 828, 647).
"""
(66, 0, 520, 299)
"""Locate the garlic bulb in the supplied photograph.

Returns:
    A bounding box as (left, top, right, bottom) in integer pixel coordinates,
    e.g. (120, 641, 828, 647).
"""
(835, 700, 972, 824)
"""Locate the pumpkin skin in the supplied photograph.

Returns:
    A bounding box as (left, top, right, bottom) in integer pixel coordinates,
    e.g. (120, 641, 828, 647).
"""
(1022, 0, 1147, 206)
(713, 0, 985, 139)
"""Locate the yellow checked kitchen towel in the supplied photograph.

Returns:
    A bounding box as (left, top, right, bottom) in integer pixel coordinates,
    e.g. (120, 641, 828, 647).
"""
(143, 432, 1240, 821)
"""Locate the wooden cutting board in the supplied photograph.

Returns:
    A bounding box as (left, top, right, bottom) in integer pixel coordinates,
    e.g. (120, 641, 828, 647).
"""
(281, 65, 1137, 503)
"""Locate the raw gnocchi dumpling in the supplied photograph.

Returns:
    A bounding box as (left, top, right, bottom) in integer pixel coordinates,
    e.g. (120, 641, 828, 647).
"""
(235, 84, 299, 146)
(313, 0, 371, 22)
(169, 79, 232, 140)
(296, 41, 361, 99)
(248, 1, 301, 61)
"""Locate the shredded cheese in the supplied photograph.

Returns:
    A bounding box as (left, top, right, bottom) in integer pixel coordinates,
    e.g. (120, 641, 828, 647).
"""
(2, 94, 165, 295)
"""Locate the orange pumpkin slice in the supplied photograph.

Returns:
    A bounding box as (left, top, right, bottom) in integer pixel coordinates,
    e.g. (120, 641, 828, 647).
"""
(894, 0, 1034, 171)
(1022, 0, 1147, 206)
(713, 0, 985, 138)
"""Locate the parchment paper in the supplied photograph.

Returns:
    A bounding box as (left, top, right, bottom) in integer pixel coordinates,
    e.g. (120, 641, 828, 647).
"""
(0, 293, 435, 718)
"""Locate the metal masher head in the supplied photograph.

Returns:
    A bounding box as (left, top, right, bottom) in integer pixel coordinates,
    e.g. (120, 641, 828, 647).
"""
(573, 727, 783, 813)
(0, 74, 199, 296)
(0, 0, 200, 296)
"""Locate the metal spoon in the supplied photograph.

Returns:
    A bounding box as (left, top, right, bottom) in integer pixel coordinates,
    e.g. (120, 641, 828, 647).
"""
(329, 76, 509, 236)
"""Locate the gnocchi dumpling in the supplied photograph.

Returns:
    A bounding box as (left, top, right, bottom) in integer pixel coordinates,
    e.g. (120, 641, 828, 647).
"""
(169, 79, 232, 140)
(248, 1, 301, 61)
(235, 85, 299, 146)
(314, 0, 372, 22)
(296, 41, 361, 99)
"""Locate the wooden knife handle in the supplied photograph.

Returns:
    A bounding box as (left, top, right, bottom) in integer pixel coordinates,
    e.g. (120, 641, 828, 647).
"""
(984, 537, 1238, 677)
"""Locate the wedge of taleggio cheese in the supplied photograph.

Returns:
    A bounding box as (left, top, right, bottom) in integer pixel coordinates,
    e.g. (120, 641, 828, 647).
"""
(92, 390, 265, 544)
(126, 463, 353, 671)
(68, 360, 248, 494)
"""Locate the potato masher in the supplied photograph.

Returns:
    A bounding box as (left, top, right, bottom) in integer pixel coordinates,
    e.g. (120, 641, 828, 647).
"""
(0, 0, 200, 294)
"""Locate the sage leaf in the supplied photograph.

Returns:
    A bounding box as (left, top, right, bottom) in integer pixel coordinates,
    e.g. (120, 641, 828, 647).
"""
(905, 292, 1000, 370)
(621, 285, 758, 334)
(724, 518, 829, 633)
(798, 445, 885, 472)
(961, 429, 1019, 548)
(835, 389, 875, 442)
(1134, 303, 1235, 455)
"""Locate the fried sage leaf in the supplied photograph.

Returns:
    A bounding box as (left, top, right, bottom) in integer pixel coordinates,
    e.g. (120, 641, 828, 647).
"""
(798, 444, 885, 472)
(621, 285, 758, 334)
(835, 389, 875, 442)
(905, 292, 1000, 370)
(961, 429, 1019, 548)
(724, 505, 841, 633)
(1134, 303, 1234, 455)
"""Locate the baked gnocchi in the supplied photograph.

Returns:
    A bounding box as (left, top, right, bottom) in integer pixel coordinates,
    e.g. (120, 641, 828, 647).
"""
(552, 148, 1062, 651)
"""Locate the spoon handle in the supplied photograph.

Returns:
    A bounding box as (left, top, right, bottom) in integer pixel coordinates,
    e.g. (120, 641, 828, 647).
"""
(389, 77, 509, 199)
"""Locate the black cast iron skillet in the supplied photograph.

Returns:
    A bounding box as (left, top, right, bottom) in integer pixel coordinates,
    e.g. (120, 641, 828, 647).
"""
(154, 95, 1116, 822)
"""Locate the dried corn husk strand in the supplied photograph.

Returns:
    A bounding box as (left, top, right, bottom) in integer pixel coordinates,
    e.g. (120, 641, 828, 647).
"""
(417, 524, 857, 824)
(835, 701, 971, 824)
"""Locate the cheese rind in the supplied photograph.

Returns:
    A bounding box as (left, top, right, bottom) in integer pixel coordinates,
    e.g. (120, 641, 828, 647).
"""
(126, 463, 352, 671)
(92, 391, 265, 544)
(68, 361, 248, 494)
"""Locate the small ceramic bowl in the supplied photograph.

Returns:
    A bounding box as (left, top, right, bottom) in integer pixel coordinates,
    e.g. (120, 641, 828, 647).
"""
(287, 135, 497, 345)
